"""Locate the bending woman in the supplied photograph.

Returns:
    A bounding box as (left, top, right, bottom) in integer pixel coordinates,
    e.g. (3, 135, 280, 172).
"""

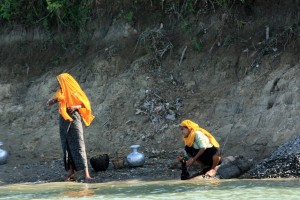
(178, 119, 221, 177)
(47, 73, 95, 181)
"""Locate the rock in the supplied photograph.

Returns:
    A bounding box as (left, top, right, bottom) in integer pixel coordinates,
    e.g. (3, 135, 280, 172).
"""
(217, 156, 254, 179)
(242, 136, 300, 178)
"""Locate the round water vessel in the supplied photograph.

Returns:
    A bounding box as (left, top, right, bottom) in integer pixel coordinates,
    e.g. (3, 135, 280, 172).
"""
(126, 144, 145, 167)
(0, 141, 8, 165)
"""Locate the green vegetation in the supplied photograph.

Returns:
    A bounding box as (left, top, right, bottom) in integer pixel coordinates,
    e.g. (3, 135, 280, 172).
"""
(0, 0, 92, 30)
(0, 0, 247, 54)
(0, 0, 245, 31)
(0, 0, 19, 20)
(125, 11, 134, 24)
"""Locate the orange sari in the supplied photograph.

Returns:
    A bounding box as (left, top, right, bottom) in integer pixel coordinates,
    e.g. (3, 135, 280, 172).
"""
(53, 73, 95, 126)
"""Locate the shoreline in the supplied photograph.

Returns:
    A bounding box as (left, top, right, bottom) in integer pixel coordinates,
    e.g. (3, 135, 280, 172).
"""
(0, 156, 182, 186)
(1, 155, 299, 186)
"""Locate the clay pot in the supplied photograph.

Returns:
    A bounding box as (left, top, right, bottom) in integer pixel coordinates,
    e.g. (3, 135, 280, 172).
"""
(90, 154, 109, 172)
(112, 158, 125, 169)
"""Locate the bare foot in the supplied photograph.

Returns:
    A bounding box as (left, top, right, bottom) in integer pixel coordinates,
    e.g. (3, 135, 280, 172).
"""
(84, 168, 92, 181)
(205, 169, 216, 177)
(85, 176, 93, 180)
(65, 174, 75, 181)
(84, 176, 93, 183)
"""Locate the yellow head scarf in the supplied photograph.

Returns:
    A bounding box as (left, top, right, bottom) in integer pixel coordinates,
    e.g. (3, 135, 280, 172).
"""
(179, 119, 220, 148)
(53, 73, 95, 126)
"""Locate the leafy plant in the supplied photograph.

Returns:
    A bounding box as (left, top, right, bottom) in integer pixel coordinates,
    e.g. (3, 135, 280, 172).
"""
(46, 0, 63, 12)
(0, 0, 20, 20)
(125, 11, 134, 24)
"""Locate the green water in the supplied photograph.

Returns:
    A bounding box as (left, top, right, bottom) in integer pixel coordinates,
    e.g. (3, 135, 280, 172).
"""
(0, 179, 299, 200)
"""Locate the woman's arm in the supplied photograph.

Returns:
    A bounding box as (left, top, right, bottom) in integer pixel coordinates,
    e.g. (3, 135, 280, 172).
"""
(46, 98, 58, 106)
(186, 148, 205, 166)
(186, 131, 208, 166)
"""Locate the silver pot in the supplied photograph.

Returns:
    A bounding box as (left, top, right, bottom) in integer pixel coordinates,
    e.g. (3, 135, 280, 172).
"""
(0, 142, 8, 165)
(126, 144, 145, 167)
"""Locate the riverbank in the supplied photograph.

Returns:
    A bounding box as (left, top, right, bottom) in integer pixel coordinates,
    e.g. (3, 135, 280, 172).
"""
(1, 150, 299, 185)
(0, 153, 253, 185)
(0, 154, 189, 185)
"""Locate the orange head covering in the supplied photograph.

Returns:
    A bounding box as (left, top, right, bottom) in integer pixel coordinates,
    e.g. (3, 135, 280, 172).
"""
(53, 73, 95, 126)
(179, 119, 220, 148)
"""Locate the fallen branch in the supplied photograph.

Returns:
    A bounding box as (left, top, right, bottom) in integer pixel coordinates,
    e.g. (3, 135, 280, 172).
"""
(178, 46, 187, 66)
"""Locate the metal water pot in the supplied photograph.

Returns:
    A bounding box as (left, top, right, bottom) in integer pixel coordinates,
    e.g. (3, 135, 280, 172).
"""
(0, 141, 8, 165)
(126, 144, 145, 167)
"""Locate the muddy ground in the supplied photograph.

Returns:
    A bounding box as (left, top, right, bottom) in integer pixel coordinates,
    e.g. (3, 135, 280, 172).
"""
(0, 153, 197, 185)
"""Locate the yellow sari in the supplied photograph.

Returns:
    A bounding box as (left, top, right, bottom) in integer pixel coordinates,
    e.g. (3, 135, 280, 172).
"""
(180, 119, 220, 148)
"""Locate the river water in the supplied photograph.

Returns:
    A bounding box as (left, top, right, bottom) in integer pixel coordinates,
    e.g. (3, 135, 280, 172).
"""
(0, 179, 299, 200)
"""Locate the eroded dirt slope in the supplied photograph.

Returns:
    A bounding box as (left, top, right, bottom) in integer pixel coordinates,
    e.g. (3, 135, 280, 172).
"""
(0, 1, 300, 166)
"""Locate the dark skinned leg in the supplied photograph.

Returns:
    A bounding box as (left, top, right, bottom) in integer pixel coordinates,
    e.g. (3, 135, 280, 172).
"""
(205, 153, 221, 177)
(66, 165, 75, 181)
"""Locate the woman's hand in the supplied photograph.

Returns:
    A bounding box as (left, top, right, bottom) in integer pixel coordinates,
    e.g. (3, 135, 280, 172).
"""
(186, 158, 194, 166)
(67, 105, 82, 113)
(47, 98, 57, 106)
(177, 156, 184, 162)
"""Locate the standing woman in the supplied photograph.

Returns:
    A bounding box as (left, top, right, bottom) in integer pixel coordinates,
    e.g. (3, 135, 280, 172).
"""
(178, 119, 221, 177)
(47, 73, 95, 181)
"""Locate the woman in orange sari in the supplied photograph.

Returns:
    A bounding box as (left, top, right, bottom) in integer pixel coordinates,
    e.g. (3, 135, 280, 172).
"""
(177, 119, 221, 177)
(47, 73, 95, 181)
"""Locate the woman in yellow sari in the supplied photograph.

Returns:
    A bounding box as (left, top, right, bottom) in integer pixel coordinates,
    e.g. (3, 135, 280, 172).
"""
(177, 119, 221, 177)
(47, 73, 95, 181)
